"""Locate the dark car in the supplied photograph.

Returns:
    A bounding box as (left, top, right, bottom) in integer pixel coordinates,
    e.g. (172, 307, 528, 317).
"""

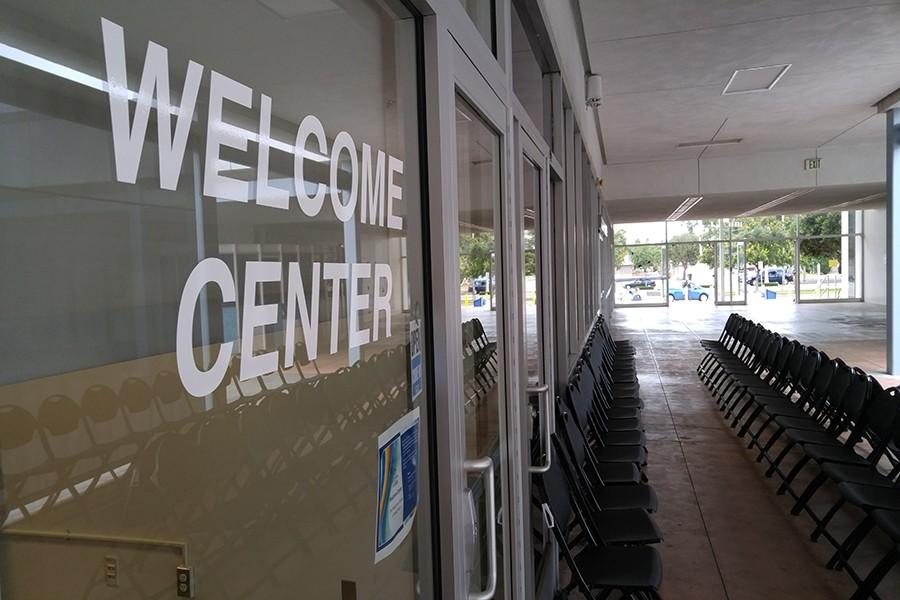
(625, 278, 656, 290)
(473, 275, 493, 294)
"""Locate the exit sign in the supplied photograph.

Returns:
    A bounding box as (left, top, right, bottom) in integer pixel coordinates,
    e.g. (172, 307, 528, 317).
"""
(804, 158, 822, 170)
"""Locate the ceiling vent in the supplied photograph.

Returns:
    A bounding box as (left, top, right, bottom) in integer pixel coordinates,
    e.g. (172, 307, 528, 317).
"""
(722, 64, 791, 95)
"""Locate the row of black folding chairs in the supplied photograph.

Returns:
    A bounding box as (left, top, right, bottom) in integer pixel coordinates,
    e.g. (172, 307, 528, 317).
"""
(537, 315, 664, 599)
(698, 313, 900, 599)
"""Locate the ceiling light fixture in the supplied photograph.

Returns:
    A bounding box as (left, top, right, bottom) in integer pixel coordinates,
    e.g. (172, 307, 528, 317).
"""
(677, 138, 743, 149)
(722, 64, 791, 95)
(814, 192, 886, 213)
(737, 188, 814, 217)
(666, 196, 703, 221)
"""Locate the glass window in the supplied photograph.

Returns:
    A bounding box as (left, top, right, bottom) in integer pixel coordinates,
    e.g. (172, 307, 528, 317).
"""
(732, 215, 797, 239)
(455, 95, 506, 597)
(799, 235, 862, 300)
(0, 2, 432, 598)
(459, 0, 496, 54)
(511, 3, 546, 139)
(614, 245, 668, 306)
(616, 221, 666, 245)
(522, 158, 541, 384)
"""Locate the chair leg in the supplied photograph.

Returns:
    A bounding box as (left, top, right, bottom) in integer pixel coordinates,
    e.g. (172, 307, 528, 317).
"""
(827, 514, 876, 571)
(791, 471, 828, 515)
(735, 405, 764, 436)
(810, 497, 846, 542)
(849, 546, 900, 600)
(765, 441, 797, 478)
(753, 423, 781, 459)
(777, 455, 810, 495)
(748, 415, 776, 451)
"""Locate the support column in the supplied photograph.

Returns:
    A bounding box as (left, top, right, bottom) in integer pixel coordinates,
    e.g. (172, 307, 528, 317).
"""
(887, 109, 900, 373)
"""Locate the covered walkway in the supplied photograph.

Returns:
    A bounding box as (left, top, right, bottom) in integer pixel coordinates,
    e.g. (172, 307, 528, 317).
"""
(613, 303, 897, 599)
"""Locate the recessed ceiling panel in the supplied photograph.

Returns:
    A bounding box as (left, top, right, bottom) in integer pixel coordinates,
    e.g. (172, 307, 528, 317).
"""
(722, 64, 791, 95)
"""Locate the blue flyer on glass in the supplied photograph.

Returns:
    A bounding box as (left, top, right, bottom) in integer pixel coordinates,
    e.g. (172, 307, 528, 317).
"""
(375, 406, 420, 563)
(409, 319, 423, 401)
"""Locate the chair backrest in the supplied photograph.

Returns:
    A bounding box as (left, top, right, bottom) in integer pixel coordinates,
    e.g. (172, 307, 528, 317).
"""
(793, 346, 822, 402)
(81, 384, 121, 425)
(830, 367, 870, 436)
(860, 388, 900, 461)
(806, 355, 836, 415)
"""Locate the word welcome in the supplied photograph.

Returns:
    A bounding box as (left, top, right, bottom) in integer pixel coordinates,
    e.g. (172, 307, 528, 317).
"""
(100, 18, 403, 397)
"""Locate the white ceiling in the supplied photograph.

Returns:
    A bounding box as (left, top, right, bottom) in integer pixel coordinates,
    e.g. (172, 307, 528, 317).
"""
(579, 0, 900, 220)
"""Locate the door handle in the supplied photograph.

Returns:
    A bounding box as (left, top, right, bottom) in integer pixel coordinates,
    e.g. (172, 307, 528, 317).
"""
(464, 457, 497, 600)
(527, 384, 552, 474)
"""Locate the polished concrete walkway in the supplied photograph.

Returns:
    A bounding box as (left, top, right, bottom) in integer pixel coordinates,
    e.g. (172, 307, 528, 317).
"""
(611, 302, 898, 600)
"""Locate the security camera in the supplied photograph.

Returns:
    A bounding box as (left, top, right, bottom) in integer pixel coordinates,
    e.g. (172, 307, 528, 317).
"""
(586, 74, 603, 107)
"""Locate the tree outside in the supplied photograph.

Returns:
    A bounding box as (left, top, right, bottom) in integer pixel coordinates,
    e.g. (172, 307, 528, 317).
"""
(614, 229, 627, 268)
(459, 232, 494, 283)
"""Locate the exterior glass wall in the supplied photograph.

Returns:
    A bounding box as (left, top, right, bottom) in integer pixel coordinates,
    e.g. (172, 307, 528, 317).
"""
(613, 211, 866, 307)
(0, 2, 432, 598)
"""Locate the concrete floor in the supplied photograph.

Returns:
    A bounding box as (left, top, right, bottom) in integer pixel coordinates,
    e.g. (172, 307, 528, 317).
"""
(611, 302, 899, 600)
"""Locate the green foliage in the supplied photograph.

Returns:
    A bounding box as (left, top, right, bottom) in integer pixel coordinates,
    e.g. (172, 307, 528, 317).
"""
(523, 231, 536, 277)
(800, 237, 840, 274)
(667, 232, 700, 279)
(746, 240, 793, 268)
(459, 232, 494, 283)
(799, 212, 841, 236)
(629, 245, 661, 272)
(614, 229, 627, 268)
(734, 215, 795, 240)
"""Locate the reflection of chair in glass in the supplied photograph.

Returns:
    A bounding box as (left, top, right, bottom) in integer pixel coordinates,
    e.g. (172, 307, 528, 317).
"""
(461, 320, 497, 408)
(231, 355, 269, 398)
(36, 394, 102, 499)
(471, 318, 499, 375)
(292, 340, 322, 379)
(120, 377, 165, 435)
(0, 405, 59, 523)
(152, 371, 197, 424)
(80, 384, 140, 480)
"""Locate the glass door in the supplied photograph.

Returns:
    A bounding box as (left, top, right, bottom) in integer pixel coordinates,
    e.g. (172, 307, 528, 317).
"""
(715, 241, 747, 305)
(455, 94, 508, 599)
(519, 130, 553, 600)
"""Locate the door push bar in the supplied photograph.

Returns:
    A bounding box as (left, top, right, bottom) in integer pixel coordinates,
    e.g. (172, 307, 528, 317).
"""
(464, 456, 497, 600)
(527, 384, 552, 474)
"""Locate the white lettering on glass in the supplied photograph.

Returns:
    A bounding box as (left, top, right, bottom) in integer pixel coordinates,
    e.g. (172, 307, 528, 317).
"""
(284, 261, 321, 366)
(360, 143, 385, 226)
(101, 18, 202, 190)
(240, 262, 281, 381)
(294, 114, 328, 216)
(387, 155, 404, 230)
(323, 262, 350, 355)
(349, 263, 371, 349)
(256, 94, 290, 210)
(204, 70, 253, 202)
(176, 258, 235, 397)
(101, 19, 410, 395)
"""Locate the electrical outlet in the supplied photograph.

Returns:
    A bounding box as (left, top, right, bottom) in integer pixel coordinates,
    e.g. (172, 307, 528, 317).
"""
(104, 556, 118, 588)
(176, 565, 194, 598)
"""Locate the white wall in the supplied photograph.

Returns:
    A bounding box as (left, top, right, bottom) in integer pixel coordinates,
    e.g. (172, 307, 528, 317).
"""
(864, 207, 887, 304)
(537, 0, 604, 176)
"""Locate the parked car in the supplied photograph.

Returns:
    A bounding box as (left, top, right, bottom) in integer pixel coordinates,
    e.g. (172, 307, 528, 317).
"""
(748, 267, 790, 285)
(669, 281, 710, 302)
(625, 278, 657, 289)
(473, 276, 489, 294)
